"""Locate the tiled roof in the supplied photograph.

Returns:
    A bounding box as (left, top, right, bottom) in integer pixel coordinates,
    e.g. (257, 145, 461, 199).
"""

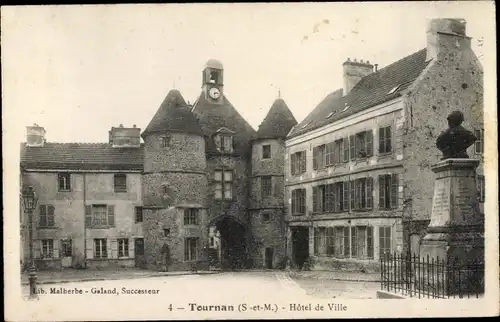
(142, 89, 204, 138)
(20, 143, 144, 171)
(256, 98, 298, 140)
(192, 93, 257, 154)
(288, 48, 430, 139)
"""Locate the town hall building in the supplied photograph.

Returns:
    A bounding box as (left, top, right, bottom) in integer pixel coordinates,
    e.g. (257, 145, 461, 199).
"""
(20, 18, 484, 272)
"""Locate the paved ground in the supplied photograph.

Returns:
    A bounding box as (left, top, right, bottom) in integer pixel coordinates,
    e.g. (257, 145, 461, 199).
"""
(21, 270, 378, 300)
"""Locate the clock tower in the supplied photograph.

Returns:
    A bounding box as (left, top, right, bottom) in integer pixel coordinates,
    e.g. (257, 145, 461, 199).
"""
(202, 59, 224, 104)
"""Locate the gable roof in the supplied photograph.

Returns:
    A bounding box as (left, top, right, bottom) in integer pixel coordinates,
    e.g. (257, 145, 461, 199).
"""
(288, 48, 430, 139)
(142, 89, 203, 138)
(256, 98, 298, 140)
(192, 93, 257, 154)
(20, 143, 144, 171)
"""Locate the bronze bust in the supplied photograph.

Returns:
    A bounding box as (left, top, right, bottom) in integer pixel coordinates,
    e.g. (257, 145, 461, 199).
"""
(436, 111, 477, 160)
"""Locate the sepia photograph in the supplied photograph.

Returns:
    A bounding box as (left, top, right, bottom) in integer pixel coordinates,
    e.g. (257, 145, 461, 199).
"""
(2, 2, 498, 321)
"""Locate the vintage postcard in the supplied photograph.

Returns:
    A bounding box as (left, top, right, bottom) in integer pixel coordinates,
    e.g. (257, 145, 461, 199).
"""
(2, 2, 498, 320)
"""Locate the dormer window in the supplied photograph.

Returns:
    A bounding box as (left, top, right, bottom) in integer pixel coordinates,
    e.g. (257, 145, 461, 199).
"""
(214, 127, 235, 153)
(388, 84, 402, 95)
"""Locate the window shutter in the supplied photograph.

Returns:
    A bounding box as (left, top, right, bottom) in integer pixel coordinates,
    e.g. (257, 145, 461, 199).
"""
(351, 226, 357, 258)
(290, 154, 296, 175)
(366, 177, 373, 209)
(379, 176, 386, 209)
(85, 205, 92, 227)
(39, 205, 47, 227)
(47, 205, 55, 226)
(107, 205, 115, 227)
(343, 226, 350, 258)
(301, 189, 306, 214)
(349, 180, 355, 210)
(386, 127, 392, 152)
(366, 130, 373, 156)
(312, 187, 318, 213)
(343, 181, 349, 211)
(301, 152, 306, 173)
(391, 174, 399, 208)
(379, 128, 385, 153)
(349, 135, 355, 160)
(312, 147, 318, 170)
(343, 138, 349, 162)
(110, 239, 118, 259)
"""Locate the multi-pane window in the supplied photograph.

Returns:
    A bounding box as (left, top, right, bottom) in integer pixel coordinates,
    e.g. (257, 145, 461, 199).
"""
(262, 145, 271, 159)
(135, 206, 143, 223)
(291, 189, 306, 215)
(333, 139, 344, 164)
(39, 205, 55, 227)
(290, 151, 306, 175)
(41, 239, 54, 258)
(313, 226, 374, 259)
(184, 237, 199, 261)
(85, 205, 115, 227)
(214, 170, 233, 200)
(118, 238, 129, 257)
(349, 177, 373, 210)
(58, 173, 71, 191)
(349, 130, 374, 160)
(161, 135, 171, 148)
(94, 239, 107, 259)
(184, 208, 199, 225)
(474, 129, 484, 155)
(379, 126, 392, 154)
(313, 145, 326, 170)
(379, 174, 399, 209)
(61, 239, 72, 257)
(114, 174, 127, 192)
(216, 135, 233, 153)
(379, 226, 392, 257)
(261, 176, 272, 199)
(477, 175, 485, 203)
(325, 142, 334, 166)
(312, 182, 345, 214)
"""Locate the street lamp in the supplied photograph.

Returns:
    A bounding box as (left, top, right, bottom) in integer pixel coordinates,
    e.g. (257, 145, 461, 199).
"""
(22, 185, 39, 299)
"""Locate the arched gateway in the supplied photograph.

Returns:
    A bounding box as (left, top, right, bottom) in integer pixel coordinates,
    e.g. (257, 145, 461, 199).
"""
(208, 215, 249, 270)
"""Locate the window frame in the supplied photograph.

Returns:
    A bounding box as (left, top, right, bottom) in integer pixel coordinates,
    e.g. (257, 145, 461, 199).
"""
(184, 237, 199, 261)
(260, 176, 272, 199)
(61, 239, 72, 257)
(291, 188, 306, 215)
(379, 226, 392, 258)
(39, 204, 55, 228)
(86, 204, 115, 228)
(57, 173, 71, 191)
(113, 173, 127, 193)
(118, 238, 129, 258)
(290, 151, 306, 176)
(379, 174, 399, 209)
(378, 125, 392, 154)
(214, 170, 233, 200)
(41, 239, 54, 258)
(94, 238, 108, 259)
(183, 208, 200, 226)
(135, 206, 143, 223)
(262, 145, 271, 159)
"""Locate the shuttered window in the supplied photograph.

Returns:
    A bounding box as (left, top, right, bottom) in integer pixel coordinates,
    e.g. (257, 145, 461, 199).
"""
(114, 174, 127, 192)
(379, 174, 399, 209)
(85, 205, 115, 228)
(291, 189, 306, 215)
(291, 151, 307, 175)
(379, 126, 392, 154)
(379, 226, 392, 258)
(325, 142, 335, 166)
(350, 177, 373, 211)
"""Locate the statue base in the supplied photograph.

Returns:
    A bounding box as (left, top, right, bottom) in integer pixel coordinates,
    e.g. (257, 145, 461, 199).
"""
(419, 158, 484, 296)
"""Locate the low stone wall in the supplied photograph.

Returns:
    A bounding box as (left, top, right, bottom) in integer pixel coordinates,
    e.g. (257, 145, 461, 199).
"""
(311, 256, 380, 273)
(85, 259, 135, 269)
(376, 290, 407, 299)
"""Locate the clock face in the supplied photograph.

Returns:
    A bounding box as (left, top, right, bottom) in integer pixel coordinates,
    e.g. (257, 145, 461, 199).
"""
(209, 87, 221, 99)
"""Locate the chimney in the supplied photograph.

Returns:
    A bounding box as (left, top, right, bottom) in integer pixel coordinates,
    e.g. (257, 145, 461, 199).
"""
(426, 18, 470, 61)
(26, 124, 46, 147)
(109, 125, 141, 147)
(342, 58, 374, 96)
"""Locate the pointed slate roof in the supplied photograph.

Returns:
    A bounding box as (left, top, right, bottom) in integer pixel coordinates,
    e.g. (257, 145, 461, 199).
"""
(256, 98, 298, 140)
(142, 89, 203, 138)
(192, 93, 257, 154)
(288, 48, 430, 139)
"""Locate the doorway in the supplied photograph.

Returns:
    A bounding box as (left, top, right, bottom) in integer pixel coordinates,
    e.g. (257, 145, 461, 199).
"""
(211, 216, 248, 270)
(134, 238, 146, 268)
(291, 227, 309, 269)
(265, 247, 274, 269)
(60, 239, 72, 268)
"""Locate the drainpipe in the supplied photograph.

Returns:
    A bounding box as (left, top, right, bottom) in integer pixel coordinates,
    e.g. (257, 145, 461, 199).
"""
(83, 173, 87, 268)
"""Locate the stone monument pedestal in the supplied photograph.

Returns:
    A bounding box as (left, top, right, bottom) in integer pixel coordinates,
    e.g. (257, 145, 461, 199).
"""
(419, 158, 484, 295)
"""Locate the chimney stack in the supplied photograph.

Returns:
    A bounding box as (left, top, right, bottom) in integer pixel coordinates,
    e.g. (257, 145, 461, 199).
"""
(426, 18, 470, 61)
(342, 58, 374, 96)
(26, 124, 46, 147)
(109, 125, 141, 147)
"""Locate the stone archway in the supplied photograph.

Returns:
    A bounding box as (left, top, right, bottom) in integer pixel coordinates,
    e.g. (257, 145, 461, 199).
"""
(209, 216, 248, 270)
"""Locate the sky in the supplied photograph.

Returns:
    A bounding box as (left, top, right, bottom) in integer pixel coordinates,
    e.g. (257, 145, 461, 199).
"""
(1, 2, 495, 144)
